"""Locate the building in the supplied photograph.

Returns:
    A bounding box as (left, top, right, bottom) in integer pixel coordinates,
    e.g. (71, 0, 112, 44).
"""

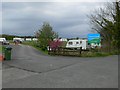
(53, 38, 67, 42)
(59, 38, 67, 42)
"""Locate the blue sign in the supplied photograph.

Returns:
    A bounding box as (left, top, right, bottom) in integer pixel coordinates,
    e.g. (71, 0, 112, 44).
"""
(88, 34, 100, 43)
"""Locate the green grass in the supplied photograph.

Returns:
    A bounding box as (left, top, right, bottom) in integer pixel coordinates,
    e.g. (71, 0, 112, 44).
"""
(0, 45, 2, 53)
(50, 51, 111, 57)
(81, 51, 111, 57)
(0, 45, 5, 54)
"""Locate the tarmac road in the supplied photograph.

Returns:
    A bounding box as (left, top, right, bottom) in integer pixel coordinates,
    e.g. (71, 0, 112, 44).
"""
(2, 44, 118, 88)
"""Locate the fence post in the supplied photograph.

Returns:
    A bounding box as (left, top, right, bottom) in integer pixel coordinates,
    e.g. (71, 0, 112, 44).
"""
(48, 46, 50, 55)
(63, 48, 65, 55)
(79, 47, 82, 56)
(58, 47, 60, 55)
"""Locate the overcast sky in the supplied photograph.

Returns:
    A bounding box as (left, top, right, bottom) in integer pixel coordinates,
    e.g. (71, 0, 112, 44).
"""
(2, 2, 106, 38)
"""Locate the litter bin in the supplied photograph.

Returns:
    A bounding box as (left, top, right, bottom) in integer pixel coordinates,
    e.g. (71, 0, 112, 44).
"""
(4, 47, 12, 60)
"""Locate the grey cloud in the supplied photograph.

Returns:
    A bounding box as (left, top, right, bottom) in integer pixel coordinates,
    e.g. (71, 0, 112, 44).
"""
(2, 2, 105, 37)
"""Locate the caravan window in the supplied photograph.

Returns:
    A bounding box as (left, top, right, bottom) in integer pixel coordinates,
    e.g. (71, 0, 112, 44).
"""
(68, 42, 73, 45)
(76, 42, 79, 44)
(80, 41, 82, 44)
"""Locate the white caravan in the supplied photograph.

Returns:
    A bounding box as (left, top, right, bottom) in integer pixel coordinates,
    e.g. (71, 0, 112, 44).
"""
(13, 38, 23, 42)
(59, 38, 67, 42)
(53, 38, 67, 42)
(66, 39, 87, 50)
(32, 38, 38, 41)
(25, 38, 32, 41)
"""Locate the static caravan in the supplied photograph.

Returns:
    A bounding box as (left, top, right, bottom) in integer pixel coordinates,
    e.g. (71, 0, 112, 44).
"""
(26, 38, 32, 41)
(59, 38, 67, 42)
(54, 38, 67, 42)
(32, 38, 38, 41)
(66, 39, 87, 50)
(21, 38, 25, 41)
(13, 38, 23, 43)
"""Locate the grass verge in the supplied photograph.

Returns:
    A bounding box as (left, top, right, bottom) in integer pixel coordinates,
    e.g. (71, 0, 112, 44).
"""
(0, 45, 5, 54)
(81, 51, 111, 57)
(0, 45, 2, 53)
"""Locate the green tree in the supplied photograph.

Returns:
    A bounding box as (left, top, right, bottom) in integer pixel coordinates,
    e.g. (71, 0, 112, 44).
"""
(1, 34, 16, 40)
(114, 2, 120, 51)
(37, 22, 58, 50)
(88, 1, 120, 53)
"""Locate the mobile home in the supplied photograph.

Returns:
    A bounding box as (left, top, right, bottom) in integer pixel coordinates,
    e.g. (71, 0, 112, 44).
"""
(66, 39, 87, 50)
(59, 38, 67, 42)
(32, 38, 38, 41)
(25, 38, 32, 41)
(13, 38, 23, 43)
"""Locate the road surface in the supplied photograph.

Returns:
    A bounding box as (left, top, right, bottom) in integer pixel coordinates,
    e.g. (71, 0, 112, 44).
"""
(2, 44, 118, 88)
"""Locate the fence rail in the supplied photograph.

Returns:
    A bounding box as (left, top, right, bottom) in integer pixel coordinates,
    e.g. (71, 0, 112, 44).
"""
(48, 47, 82, 56)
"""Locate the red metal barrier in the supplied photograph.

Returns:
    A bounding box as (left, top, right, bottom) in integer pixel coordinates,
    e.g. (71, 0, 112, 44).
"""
(0, 54, 4, 61)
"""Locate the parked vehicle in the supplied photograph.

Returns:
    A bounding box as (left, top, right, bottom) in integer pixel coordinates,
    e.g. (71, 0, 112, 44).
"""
(0, 38, 9, 45)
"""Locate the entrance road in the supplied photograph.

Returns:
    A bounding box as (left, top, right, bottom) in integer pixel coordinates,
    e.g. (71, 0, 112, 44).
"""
(2, 44, 118, 88)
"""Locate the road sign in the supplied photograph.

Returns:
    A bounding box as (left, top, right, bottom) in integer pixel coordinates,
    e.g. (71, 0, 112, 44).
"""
(88, 34, 100, 44)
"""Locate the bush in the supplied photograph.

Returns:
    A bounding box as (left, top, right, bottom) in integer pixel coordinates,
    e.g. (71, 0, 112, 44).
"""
(81, 51, 110, 57)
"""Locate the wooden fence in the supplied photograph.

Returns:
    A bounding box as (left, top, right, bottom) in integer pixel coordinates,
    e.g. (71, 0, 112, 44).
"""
(48, 47, 82, 56)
